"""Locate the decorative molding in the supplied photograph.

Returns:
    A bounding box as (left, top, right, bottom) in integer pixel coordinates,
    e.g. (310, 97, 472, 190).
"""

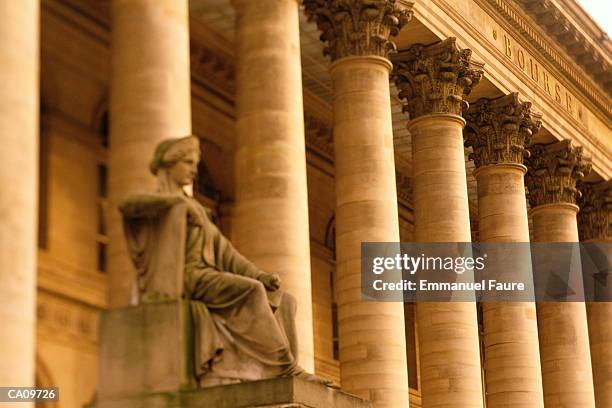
(525, 140, 591, 207)
(514, 0, 611, 93)
(480, 0, 612, 119)
(392, 38, 484, 119)
(37, 290, 99, 346)
(464, 92, 542, 167)
(305, 114, 334, 160)
(395, 171, 413, 205)
(190, 41, 236, 101)
(303, 0, 413, 61)
(577, 180, 612, 241)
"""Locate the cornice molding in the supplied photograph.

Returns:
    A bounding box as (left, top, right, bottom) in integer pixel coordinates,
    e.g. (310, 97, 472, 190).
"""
(514, 0, 611, 92)
(190, 41, 236, 102)
(481, 0, 612, 119)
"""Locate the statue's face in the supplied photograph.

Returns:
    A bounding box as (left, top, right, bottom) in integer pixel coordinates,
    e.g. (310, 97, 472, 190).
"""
(168, 150, 199, 186)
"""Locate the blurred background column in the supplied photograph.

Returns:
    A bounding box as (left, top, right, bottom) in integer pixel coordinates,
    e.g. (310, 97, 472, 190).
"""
(108, 0, 192, 307)
(230, 0, 314, 370)
(0, 0, 40, 397)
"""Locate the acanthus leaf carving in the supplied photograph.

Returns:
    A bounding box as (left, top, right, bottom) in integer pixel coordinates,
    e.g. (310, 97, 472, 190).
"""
(577, 180, 612, 241)
(392, 38, 484, 119)
(303, 0, 413, 61)
(464, 93, 542, 167)
(525, 140, 592, 207)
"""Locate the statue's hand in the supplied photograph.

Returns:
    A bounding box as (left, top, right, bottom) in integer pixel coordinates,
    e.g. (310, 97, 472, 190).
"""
(258, 273, 281, 291)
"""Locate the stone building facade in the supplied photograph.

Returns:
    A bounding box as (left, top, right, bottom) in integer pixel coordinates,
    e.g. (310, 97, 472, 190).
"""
(0, 0, 610, 407)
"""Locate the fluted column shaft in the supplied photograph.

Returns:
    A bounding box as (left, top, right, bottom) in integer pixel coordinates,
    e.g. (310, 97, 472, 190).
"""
(230, 0, 314, 370)
(578, 181, 612, 408)
(465, 94, 544, 407)
(526, 141, 596, 407)
(108, 0, 192, 307)
(304, 1, 412, 405)
(0, 0, 39, 396)
(394, 39, 485, 408)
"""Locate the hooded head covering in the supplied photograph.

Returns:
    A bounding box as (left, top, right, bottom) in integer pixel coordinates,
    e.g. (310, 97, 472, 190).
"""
(149, 135, 200, 175)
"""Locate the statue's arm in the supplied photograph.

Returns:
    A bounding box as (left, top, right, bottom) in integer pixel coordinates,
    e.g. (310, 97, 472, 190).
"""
(119, 193, 184, 219)
(213, 225, 265, 280)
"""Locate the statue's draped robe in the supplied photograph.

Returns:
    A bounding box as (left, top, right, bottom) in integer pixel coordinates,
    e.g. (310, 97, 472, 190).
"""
(120, 194, 297, 381)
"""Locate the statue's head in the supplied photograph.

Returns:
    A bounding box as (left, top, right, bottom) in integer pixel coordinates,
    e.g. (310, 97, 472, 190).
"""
(150, 135, 200, 187)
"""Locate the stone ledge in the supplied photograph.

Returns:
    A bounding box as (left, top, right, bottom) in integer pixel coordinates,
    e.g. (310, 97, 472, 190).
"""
(89, 377, 371, 408)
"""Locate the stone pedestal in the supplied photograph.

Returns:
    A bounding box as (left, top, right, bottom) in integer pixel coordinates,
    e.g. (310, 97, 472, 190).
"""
(91, 301, 369, 408)
(90, 376, 370, 408)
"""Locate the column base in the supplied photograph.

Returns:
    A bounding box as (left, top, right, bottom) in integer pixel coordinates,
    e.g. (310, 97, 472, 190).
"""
(87, 377, 371, 408)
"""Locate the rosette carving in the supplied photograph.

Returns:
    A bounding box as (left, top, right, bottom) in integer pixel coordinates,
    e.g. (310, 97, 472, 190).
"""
(578, 181, 612, 241)
(464, 93, 542, 168)
(303, 0, 412, 61)
(392, 38, 484, 119)
(525, 140, 592, 207)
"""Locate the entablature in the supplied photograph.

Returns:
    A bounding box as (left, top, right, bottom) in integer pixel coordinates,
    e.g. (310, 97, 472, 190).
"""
(401, 0, 612, 180)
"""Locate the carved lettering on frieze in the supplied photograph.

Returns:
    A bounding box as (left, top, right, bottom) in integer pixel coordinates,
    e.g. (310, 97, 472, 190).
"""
(303, 0, 412, 61)
(464, 93, 542, 168)
(525, 140, 591, 207)
(578, 181, 612, 241)
(392, 38, 484, 119)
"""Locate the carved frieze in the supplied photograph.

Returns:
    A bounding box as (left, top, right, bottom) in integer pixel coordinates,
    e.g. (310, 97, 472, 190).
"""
(577, 181, 612, 241)
(392, 38, 484, 119)
(302, 0, 412, 61)
(305, 114, 334, 159)
(395, 171, 413, 205)
(525, 140, 591, 207)
(464, 93, 542, 167)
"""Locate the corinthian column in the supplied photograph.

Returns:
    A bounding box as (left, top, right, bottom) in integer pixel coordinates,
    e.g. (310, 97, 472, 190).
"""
(230, 0, 314, 370)
(0, 0, 39, 394)
(108, 0, 192, 307)
(304, 1, 412, 405)
(577, 181, 612, 408)
(393, 39, 485, 407)
(525, 140, 596, 407)
(464, 94, 544, 407)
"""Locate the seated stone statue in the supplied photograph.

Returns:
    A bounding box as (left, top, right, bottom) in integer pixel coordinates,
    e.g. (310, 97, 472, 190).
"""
(119, 135, 327, 386)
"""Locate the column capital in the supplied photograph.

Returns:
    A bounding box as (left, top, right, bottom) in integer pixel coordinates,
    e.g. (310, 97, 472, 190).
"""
(465, 93, 542, 168)
(303, 0, 412, 61)
(392, 38, 484, 120)
(525, 140, 591, 208)
(577, 181, 612, 241)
